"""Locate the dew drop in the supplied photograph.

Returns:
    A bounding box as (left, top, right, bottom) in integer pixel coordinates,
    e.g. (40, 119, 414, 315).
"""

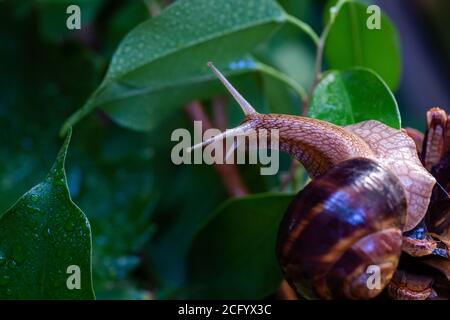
(26, 204, 41, 213)
(43, 227, 52, 239)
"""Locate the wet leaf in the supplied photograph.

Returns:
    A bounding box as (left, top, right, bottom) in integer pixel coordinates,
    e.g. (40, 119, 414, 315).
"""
(0, 130, 95, 299)
(187, 193, 294, 299)
(61, 0, 307, 132)
(309, 68, 401, 128)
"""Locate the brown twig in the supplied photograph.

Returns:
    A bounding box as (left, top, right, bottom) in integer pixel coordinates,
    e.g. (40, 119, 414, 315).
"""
(276, 280, 298, 300)
(185, 100, 297, 299)
(184, 100, 248, 197)
(212, 96, 228, 132)
(279, 160, 300, 191)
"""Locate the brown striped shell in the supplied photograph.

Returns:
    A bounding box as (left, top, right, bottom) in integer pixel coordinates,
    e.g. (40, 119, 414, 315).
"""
(276, 158, 407, 299)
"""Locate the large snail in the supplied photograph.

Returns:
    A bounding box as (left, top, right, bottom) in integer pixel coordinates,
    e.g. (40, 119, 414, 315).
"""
(192, 63, 448, 299)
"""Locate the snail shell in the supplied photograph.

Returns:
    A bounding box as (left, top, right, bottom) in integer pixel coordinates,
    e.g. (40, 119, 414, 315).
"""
(276, 158, 407, 299)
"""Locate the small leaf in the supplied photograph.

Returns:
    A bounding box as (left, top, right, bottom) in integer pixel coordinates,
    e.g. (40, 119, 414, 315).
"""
(0, 129, 95, 299)
(62, 0, 289, 132)
(187, 193, 294, 299)
(324, 1, 401, 90)
(309, 68, 401, 129)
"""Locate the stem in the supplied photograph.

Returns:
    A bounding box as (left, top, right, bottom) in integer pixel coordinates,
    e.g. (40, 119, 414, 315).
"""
(276, 280, 298, 300)
(186, 100, 296, 299)
(281, 11, 335, 189)
(256, 62, 307, 103)
(301, 21, 332, 116)
(284, 14, 320, 46)
(212, 96, 227, 132)
(144, 0, 162, 17)
(279, 160, 300, 191)
(184, 101, 249, 197)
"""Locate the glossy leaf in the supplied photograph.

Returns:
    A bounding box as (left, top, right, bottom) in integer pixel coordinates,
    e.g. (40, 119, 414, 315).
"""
(324, 1, 401, 90)
(62, 0, 286, 132)
(0, 130, 95, 299)
(309, 68, 400, 128)
(62, 0, 317, 132)
(187, 193, 294, 299)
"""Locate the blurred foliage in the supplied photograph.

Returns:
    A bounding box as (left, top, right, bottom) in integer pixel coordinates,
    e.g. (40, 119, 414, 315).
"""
(0, 0, 420, 299)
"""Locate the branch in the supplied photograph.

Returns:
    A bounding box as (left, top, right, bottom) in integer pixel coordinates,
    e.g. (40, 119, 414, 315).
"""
(282, 16, 334, 189)
(301, 21, 332, 116)
(276, 280, 298, 300)
(184, 100, 249, 197)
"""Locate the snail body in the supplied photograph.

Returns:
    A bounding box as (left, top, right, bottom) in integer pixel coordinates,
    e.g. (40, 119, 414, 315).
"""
(241, 112, 435, 231)
(198, 63, 439, 299)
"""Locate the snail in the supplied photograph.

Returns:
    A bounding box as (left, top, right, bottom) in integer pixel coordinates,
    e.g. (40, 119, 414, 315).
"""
(192, 62, 438, 299)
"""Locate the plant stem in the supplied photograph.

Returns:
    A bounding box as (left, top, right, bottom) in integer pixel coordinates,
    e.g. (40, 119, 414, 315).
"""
(256, 62, 308, 103)
(284, 14, 320, 46)
(301, 21, 332, 116)
(281, 15, 334, 189)
(184, 101, 249, 197)
(144, 0, 161, 17)
(276, 280, 298, 300)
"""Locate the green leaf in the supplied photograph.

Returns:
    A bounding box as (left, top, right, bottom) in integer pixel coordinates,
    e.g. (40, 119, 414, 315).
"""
(187, 193, 294, 299)
(324, 1, 401, 90)
(0, 129, 95, 299)
(61, 0, 314, 132)
(309, 68, 401, 128)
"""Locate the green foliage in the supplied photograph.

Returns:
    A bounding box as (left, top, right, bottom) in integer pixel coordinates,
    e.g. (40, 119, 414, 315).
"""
(309, 68, 400, 128)
(0, 1, 156, 299)
(324, 1, 401, 90)
(33, 0, 103, 42)
(187, 193, 294, 299)
(2, 0, 406, 300)
(0, 130, 94, 299)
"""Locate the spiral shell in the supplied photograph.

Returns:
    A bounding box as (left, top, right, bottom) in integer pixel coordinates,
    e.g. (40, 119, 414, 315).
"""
(276, 158, 407, 299)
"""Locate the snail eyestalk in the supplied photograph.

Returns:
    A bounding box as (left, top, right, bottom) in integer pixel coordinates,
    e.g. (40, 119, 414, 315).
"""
(186, 123, 253, 153)
(207, 62, 257, 116)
